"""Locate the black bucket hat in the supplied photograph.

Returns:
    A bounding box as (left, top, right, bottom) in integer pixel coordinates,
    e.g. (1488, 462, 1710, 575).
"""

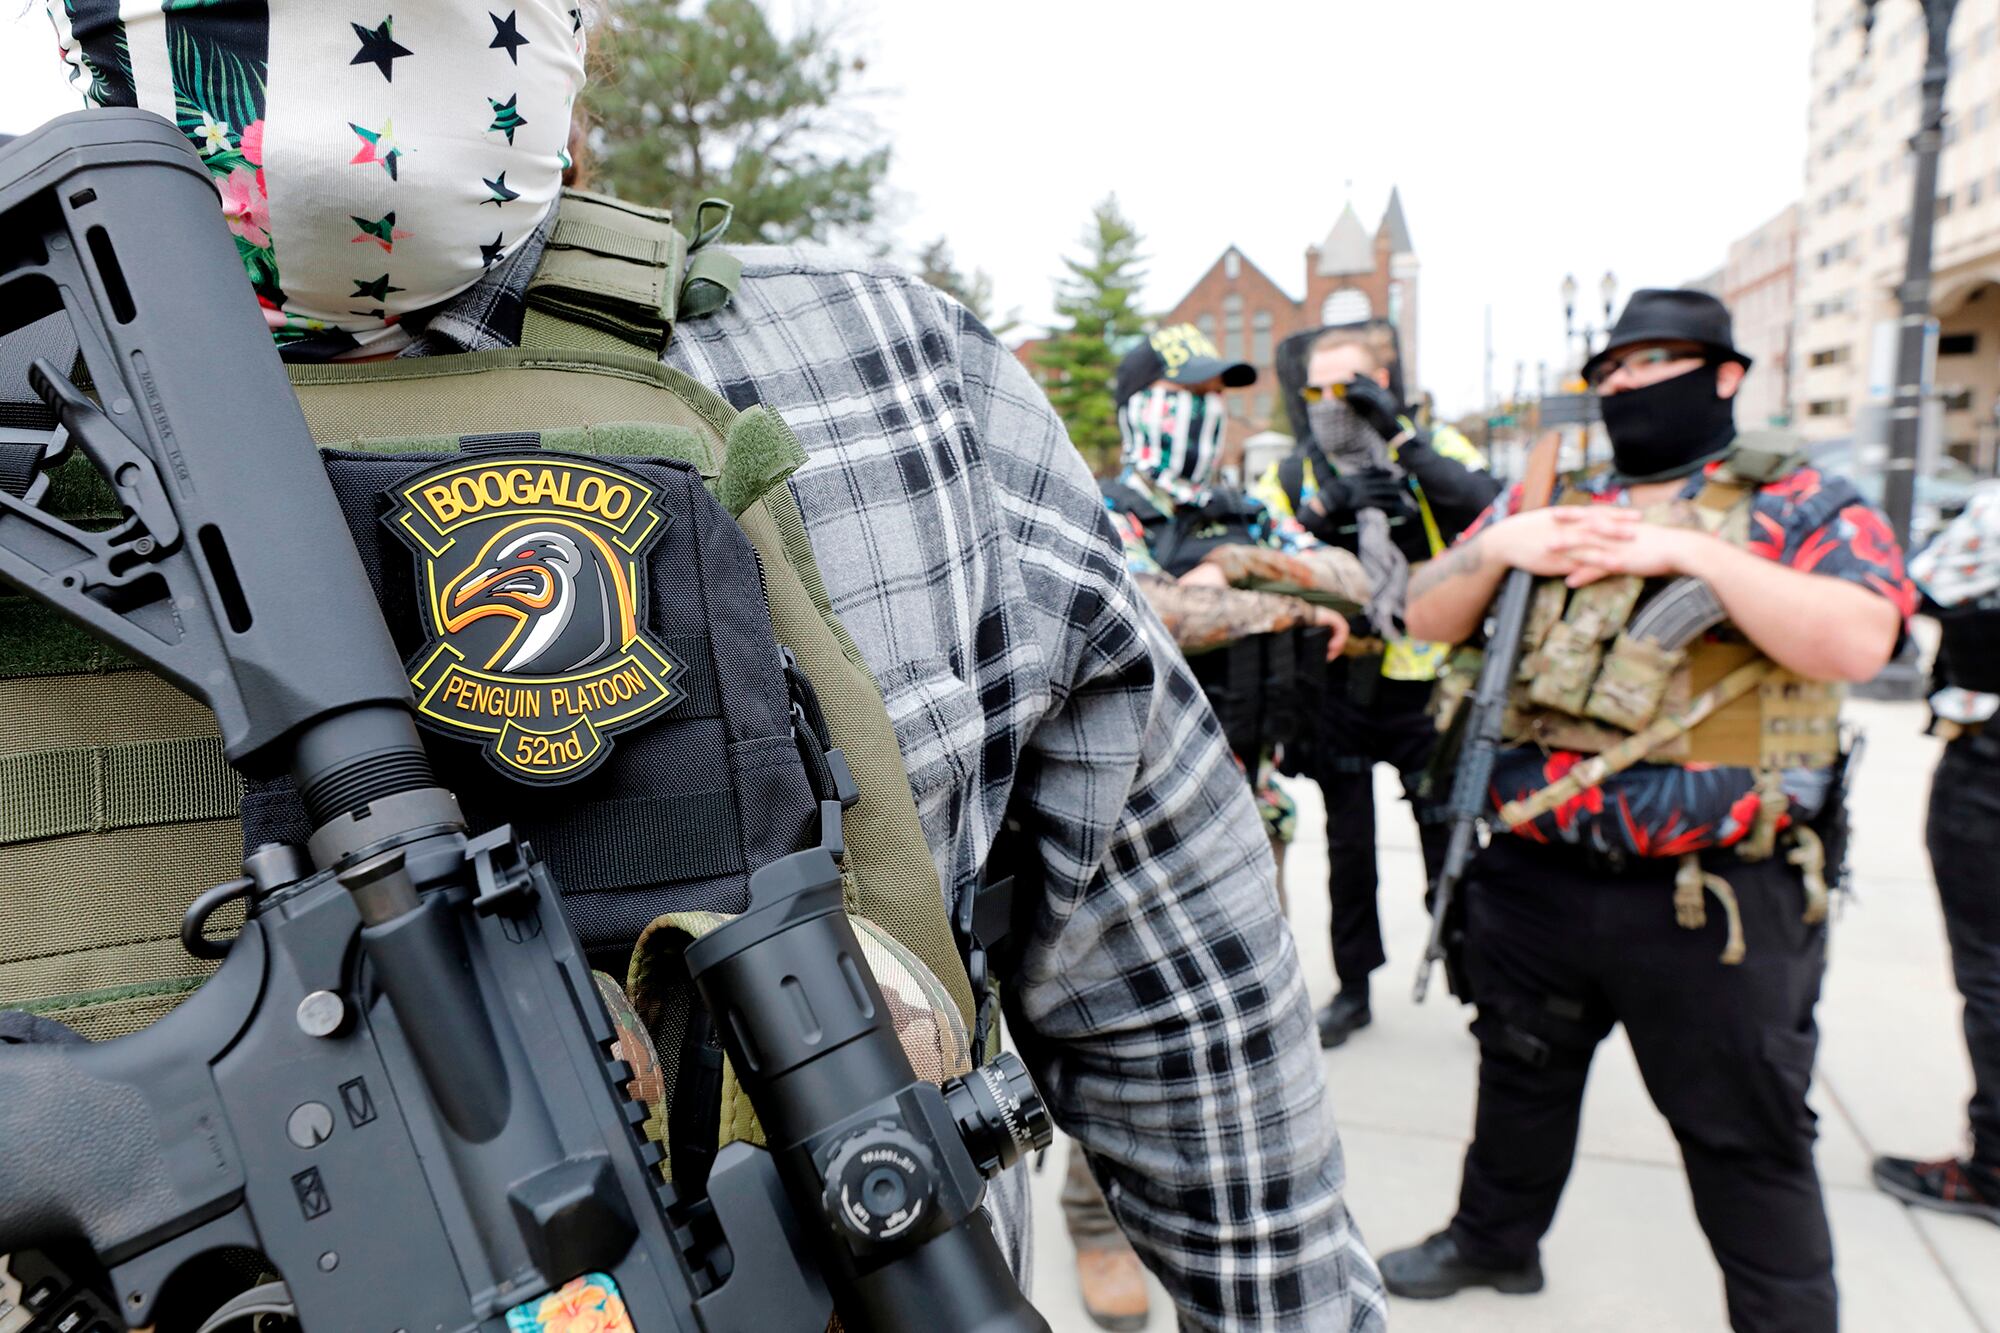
(1582, 288, 1753, 383)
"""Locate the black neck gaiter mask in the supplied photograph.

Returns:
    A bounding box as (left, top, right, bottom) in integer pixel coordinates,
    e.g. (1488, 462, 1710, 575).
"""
(1599, 363, 1737, 483)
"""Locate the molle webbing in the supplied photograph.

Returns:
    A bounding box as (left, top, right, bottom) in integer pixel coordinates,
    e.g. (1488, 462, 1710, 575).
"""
(520, 190, 741, 357)
(0, 671, 244, 1040)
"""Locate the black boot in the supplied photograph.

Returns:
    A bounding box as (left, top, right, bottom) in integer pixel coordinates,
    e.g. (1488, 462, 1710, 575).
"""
(1873, 1155, 2000, 1225)
(1315, 990, 1372, 1049)
(1378, 1231, 1544, 1300)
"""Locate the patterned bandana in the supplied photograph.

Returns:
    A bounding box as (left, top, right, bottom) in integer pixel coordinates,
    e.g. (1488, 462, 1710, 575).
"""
(1118, 385, 1224, 499)
(1308, 397, 1408, 638)
(44, 0, 586, 360)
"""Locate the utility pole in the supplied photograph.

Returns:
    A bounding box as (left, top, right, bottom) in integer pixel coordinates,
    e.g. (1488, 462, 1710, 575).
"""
(1483, 304, 1494, 450)
(1864, 0, 1959, 549)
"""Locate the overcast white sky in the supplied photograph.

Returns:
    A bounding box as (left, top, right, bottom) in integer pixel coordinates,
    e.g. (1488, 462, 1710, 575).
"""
(0, 1, 1813, 416)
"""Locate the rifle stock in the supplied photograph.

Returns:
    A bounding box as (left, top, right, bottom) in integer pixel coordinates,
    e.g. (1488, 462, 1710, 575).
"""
(1413, 431, 1563, 1003)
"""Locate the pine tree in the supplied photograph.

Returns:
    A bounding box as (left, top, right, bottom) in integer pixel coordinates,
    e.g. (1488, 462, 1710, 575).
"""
(583, 0, 889, 244)
(1037, 196, 1148, 475)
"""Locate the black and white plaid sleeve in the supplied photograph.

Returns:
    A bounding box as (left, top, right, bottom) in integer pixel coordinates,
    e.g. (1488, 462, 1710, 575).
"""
(660, 248, 1385, 1331)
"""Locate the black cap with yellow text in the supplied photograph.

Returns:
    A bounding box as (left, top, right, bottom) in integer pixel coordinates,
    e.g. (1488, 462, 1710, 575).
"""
(1113, 323, 1256, 409)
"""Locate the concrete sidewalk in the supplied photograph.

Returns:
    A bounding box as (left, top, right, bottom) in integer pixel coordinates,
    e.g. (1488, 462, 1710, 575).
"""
(1027, 698, 1999, 1329)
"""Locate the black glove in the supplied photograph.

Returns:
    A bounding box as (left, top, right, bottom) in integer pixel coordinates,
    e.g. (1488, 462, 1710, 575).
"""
(1315, 468, 1410, 519)
(1343, 375, 1407, 442)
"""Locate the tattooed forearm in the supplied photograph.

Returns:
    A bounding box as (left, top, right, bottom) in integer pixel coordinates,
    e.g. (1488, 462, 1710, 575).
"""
(1408, 535, 1487, 602)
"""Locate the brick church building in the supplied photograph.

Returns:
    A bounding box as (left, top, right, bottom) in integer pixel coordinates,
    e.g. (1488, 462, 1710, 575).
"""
(1159, 190, 1419, 453)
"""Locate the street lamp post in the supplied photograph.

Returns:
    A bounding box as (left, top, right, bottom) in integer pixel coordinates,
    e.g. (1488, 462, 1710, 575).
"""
(1864, 0, 1959, 550)
(1600, 271, 1618, 338)
(1561, 273, 1579, 374)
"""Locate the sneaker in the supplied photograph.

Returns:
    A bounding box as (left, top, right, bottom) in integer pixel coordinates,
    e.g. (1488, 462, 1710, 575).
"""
(1315, 991, 1372, 1049)
(1872, 1154, 2000, 1225)
(1378, 1230, 1545, 1300)
(1075, 1246, 1150, 1331)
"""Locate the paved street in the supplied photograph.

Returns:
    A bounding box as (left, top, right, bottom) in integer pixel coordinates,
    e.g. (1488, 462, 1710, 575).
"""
(1028, 698, 2000, 1330)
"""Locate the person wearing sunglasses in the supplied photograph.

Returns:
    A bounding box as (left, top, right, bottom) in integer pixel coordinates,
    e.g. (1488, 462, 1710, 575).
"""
(1253, 322, 1500, 1049)
(1376, 289, 1913, 1331)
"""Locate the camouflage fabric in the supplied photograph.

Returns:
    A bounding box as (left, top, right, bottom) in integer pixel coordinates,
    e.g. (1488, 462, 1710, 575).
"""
(1585, 630, 1684, 732)
(593, 971, 667, 1153)
(1524, 576, 1643, 714)
(1194, 544, 1371, 610)
(1134, 575, 1344, 657)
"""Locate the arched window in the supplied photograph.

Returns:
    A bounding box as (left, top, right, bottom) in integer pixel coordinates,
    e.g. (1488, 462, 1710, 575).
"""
(1252, 310, 1274, 366)
(1223, 294, 1244, 361)
(1197, 313, 1217, 346)
(1321, 289, 1372, 325)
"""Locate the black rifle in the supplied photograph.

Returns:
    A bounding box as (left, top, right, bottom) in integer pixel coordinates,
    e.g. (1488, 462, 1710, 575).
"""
(0, 109, 1050, 1333)
(1412, 432, 1562, 1003)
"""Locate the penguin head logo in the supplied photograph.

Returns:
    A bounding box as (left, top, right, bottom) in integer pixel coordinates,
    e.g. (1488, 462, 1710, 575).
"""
(386, 451, 684, 784)
(438, 523, 636, 675)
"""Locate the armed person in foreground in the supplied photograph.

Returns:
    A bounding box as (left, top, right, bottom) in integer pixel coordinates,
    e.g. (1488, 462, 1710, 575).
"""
(1376, 290, 1913, 1333)
(0, 3, 1387, 1329)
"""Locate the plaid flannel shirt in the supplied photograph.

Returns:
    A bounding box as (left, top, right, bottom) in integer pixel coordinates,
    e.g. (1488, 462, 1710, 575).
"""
(401, 225, 1386, 1330)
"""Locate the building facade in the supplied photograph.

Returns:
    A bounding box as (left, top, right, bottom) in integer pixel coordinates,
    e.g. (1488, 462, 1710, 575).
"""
(1723, 203, 1801, 430)
(1156, 192, 1421, 452)
(1798, 0, 2000, 469)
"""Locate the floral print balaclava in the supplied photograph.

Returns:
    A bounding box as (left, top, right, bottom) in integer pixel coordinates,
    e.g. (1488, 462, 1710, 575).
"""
(43, 1, 587, 360)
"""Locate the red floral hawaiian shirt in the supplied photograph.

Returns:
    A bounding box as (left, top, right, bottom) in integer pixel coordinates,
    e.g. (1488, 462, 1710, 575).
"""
(1464, 458, 1915, 856)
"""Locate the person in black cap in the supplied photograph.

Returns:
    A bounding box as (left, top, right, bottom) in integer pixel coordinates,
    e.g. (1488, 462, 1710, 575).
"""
(1375, 289, 1915, 1331)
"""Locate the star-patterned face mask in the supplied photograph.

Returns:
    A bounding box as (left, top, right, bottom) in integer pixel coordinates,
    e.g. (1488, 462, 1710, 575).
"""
(43, 1, 587, 359)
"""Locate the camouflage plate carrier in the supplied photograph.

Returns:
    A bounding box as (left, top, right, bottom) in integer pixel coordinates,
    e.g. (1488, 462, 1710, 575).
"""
(1432, 433, 1844, 960)
(0, 189, 982, 1180)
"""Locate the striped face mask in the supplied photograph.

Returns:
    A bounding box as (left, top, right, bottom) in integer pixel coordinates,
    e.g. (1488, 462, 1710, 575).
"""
(1119, 385, 1224, 493)
(43, 0, 586, 360)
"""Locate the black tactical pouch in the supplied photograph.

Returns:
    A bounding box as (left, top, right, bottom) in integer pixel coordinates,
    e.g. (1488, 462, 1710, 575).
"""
(238, 439, 822, 974)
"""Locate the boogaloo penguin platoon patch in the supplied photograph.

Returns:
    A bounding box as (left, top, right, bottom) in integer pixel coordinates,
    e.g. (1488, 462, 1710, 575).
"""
(386, 450, 683, 783)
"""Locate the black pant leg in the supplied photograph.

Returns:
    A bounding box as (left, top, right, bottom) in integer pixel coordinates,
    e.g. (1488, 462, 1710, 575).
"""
(1320, 757, 1385, 990)
(1376, 680, 1450, 892)
(1606, 854, 1835, 1333)
(1447, 838, 1615, 1268)
(1929, 736, 2000, 1169)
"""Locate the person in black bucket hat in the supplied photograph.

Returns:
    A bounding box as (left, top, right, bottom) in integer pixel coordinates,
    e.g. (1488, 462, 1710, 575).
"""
(1581, 289, 1756, 484)
(1374, 286, 1916, 1331)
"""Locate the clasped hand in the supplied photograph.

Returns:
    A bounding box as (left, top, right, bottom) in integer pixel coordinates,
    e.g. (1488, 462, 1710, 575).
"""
(1482, 506, 1713, 587)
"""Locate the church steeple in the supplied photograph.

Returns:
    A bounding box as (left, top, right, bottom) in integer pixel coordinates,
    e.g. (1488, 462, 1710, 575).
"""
(1315, 201, 1374, 278)
(1378, 186, 1414, 256)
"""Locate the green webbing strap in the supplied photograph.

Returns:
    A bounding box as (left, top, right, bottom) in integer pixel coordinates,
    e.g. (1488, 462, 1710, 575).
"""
(523, 189, 688, 356)
(681, 200, 741, 319)
(0, 735, 241, 846)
